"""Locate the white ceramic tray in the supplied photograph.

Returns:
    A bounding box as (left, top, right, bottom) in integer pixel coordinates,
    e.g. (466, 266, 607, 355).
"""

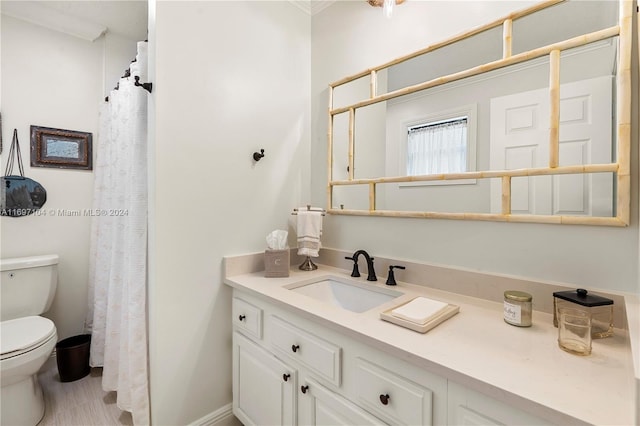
(380, 298, 460, 333)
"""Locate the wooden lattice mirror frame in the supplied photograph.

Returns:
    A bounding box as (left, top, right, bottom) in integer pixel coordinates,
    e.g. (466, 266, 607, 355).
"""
(327, 0, 634, 226)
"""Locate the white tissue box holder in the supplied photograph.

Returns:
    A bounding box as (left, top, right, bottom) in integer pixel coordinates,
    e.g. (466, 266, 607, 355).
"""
(264, 249, 290, 278)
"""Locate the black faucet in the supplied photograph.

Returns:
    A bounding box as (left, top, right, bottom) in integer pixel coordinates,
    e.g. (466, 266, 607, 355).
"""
(345, 250, 377, 281)
(385, 265, 406, 286)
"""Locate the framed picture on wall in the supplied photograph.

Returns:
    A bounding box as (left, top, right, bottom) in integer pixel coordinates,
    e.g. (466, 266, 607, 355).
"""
(30, 125, 92, 170)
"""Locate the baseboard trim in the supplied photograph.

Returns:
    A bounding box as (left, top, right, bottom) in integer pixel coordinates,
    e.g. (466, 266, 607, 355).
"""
(189, 403, 238, 426)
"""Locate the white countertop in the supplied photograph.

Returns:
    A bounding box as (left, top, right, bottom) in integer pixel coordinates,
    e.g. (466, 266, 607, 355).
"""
(224, 265, 636, 425)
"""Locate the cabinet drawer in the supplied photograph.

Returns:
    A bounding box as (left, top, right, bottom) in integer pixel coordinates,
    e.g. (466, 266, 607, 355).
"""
(355, 357, 433, 425)
(269, 315, 341, 386)
(232, 297, 263, 339)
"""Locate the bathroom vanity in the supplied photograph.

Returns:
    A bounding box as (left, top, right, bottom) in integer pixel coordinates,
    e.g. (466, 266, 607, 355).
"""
(224, 252, 638, 426)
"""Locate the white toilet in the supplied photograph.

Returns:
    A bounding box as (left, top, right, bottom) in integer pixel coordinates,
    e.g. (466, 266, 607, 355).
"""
(1, 255, 59, 426)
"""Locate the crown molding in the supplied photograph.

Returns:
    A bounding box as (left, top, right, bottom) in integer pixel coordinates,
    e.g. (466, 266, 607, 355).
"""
(1, 1, 107, 41)
(288, 0, 336, 16)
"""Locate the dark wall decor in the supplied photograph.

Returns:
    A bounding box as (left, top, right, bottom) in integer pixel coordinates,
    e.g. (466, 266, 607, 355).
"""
(30, 126, 92, 170)
(2, 129, 47, 217)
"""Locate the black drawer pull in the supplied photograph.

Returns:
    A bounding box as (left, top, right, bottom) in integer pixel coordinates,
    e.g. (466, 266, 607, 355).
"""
(238, 315, 246, 321)
(301, 385, 309, 394)
(282, 373, 290, 382)
(291, 344, 300, 353)
(379, 394, 390, 405)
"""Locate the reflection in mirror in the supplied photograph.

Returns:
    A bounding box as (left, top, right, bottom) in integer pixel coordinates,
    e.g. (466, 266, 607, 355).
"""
(333, 73, 381, 110)
(376, 178, 497, 214)
(383, 38, 617, 170)
(349, 38, 618, 215)
(354, 102, 386, 179)
(387, 26, 503, 92)
(388, 103, 478, 186)
(511, 0, 618, 53)
(332, 112, 350, 181)
(327, 0, 630, 225)
(336, 172, 616, 218)
(384, 0, 618, 94)
(406, 117, 469, 176)
(504, 173, 615, 217)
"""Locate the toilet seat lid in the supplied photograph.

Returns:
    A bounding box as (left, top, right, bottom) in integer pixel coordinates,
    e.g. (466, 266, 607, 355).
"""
(1, 316, 56, 358)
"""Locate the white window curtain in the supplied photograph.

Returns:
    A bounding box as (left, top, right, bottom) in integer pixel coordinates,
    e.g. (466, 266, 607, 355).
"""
(407, 118, 468, 176)
(86, 41, 150, 426)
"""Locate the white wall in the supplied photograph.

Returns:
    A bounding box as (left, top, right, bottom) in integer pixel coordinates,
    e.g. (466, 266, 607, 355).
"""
(148, 1, 310, 423)
(1, 15, 100, 339)
(104, 32, 141, 98)
(0, 14, 142, 340)
(311, 1, 639, 293)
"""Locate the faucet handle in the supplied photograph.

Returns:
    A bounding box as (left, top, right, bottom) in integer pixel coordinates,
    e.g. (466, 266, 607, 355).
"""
(385, 265, 405, 286)
(344, 256, 361, 277)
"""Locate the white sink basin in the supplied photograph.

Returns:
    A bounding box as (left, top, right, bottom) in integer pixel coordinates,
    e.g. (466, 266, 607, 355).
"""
(286, 276, 403, 313)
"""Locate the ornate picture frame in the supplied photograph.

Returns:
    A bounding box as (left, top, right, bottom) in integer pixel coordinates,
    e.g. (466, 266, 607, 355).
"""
(30, 125, 92, 170)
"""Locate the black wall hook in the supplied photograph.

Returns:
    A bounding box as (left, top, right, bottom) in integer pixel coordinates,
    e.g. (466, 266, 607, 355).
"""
(134, 76, 153, 93)
(253, 149, 265, 161)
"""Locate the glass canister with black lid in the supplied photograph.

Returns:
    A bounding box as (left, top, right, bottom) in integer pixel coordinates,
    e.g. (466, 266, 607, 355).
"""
(553, 288, 613, 339)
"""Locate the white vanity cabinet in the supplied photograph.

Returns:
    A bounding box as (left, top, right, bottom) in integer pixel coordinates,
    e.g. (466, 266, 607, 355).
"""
(226, 261, 636, 426)
(266, 314, 374, 424)
(231, 290, 553, 426)
(233, 298, 364, 426)
(232, 291, 448, 425)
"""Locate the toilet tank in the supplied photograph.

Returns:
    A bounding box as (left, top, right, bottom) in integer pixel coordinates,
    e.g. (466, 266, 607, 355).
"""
(1, 255, 59, 321)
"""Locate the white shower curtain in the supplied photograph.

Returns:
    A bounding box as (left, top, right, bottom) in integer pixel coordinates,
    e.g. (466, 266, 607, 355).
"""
(86, 41, 150, 426)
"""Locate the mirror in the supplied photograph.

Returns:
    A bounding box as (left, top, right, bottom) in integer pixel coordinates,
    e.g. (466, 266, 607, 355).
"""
(328, 0, 632, 226)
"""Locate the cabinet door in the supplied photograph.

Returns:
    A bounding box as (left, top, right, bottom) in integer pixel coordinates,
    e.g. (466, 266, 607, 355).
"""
(233, 332, 296, 426)
(448, 381, 552, 426)
(299, 378, 386, 426)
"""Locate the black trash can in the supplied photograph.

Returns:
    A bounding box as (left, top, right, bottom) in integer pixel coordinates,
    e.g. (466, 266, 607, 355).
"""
(56, 334, 91, 382)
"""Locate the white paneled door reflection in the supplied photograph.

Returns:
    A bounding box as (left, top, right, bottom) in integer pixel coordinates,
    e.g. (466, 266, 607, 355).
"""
(490, 75, 613, 217)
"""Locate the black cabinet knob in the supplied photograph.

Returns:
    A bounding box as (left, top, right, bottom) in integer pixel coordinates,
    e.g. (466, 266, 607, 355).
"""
(291, 344, 300, 353)
(301, 385, 309, 394)
(379, 394, 390, 405)
(238, 315, 246, 321)
(282, 373, 290, 382)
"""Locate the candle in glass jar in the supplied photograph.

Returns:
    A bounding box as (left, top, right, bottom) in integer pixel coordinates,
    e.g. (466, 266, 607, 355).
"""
(504, 290, 532, 327)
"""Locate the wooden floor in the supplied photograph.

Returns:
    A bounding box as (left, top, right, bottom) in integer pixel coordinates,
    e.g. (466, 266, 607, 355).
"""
(38, 358, 133, 426)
